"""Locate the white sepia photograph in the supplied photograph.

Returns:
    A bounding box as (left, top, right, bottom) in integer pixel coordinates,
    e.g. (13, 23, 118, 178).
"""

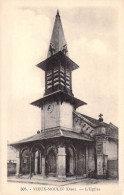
(1, 0, 124, 194)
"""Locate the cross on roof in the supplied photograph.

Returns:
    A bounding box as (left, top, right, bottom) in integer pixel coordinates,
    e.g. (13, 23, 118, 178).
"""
(99, 113, 103, 118)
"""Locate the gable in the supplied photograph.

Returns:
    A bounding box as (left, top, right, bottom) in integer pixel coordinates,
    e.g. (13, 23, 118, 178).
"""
(73, 111, 118, 140)
(73, 112, 95, 137)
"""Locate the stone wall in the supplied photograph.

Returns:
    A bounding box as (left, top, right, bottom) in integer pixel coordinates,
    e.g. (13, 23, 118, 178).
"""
(105, 140, 117, 160)
(60, 102, 73, 129)
(41, 101, 73, 130)
(88, 144, 96, 175)
(73, 113, 94, 136)
(107, 160, 118, 178)
(105, 140, 118, 178)
(41, 101, 60, 130)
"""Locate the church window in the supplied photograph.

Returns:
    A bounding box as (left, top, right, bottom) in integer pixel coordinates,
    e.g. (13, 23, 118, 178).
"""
(46, 69, 52, 89)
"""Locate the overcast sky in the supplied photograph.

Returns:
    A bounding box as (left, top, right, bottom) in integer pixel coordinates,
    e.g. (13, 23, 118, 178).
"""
(1, 1, 120, 142)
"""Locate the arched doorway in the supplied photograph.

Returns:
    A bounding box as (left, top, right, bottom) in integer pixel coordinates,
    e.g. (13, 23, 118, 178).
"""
(33, 149, 42, 175)
(66, 146, 75, 176)
(31, 144, 44, 175)
(21, 148, 30, 175)
(46, 147, 57, 177)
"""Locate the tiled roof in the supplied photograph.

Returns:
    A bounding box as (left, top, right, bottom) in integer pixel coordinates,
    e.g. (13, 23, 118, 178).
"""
(10, 128, 93, 146)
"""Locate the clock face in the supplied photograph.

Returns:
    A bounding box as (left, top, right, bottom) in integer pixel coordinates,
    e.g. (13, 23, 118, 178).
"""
(47, 104, 54, 113)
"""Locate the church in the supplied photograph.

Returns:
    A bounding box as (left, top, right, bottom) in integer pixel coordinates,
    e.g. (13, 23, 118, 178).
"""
(9, 10, 118, 181)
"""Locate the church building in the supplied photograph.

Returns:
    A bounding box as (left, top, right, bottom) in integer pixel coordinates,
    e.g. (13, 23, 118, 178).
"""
(9, 10, 118, 181)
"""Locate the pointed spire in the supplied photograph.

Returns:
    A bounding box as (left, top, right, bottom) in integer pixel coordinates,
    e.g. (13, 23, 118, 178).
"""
(47, 10, 68, 58)
(56, 9, 60, 17)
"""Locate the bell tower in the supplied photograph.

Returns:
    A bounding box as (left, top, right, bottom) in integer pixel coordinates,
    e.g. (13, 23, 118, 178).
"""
(31, 10, 87, 131)
(39, 10, 73, 96)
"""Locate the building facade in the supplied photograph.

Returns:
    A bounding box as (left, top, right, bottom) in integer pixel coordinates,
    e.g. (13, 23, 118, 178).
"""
(7, 144, 16, 176)
(10, 10, 118, 180)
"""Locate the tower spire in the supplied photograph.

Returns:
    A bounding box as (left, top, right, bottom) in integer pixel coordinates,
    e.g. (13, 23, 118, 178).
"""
(47, 10, 68, 58)
(56, 9, 60, 17)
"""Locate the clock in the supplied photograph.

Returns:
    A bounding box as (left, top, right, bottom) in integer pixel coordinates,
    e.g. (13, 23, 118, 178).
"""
(47, 104, 54, 113)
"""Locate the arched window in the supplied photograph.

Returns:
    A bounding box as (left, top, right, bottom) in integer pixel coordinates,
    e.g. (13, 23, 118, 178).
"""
(31, 144, 44, 175)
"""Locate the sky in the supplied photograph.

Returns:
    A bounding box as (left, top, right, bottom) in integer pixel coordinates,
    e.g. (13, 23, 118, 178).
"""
(1, 0, 120, 142)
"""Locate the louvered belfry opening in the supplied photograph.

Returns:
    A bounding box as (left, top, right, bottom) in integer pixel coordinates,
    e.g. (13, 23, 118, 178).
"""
(45, 55, 72, 96)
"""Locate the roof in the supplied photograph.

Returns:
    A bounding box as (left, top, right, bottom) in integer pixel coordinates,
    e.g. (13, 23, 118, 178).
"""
(74, 111, 118, 140)
(10, 128, 93, 146)
(31, 90, 87, 109)
(47, 10, 68, 58)
(37, 51, 79, 71)
(9, 111, 118, 147)
(74, 111, 97, 127)
(76, 112, 108, 127)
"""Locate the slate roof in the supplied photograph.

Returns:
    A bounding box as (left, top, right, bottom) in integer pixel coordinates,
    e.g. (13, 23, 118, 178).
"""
(31, 90, 87, 109)
(62, 129, 93, 141)
(37, 51, 79, 71)
(10, 128, 93, 146)
(47, 10, 68, 58)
